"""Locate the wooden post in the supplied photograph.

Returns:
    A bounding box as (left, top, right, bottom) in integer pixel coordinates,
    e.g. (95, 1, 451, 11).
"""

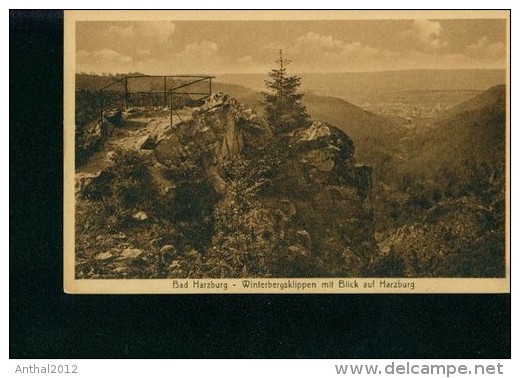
(169, 91, 173, 128)
(163, 76, 167, 107)
(124, 77, 128, 109)
(209, 77, 212, 95)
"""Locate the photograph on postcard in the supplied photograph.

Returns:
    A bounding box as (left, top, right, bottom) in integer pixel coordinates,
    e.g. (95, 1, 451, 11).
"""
(64, 10, 510, 293)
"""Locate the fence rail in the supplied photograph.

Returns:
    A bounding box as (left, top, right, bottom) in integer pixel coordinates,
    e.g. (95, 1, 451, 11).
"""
(98, 74, 215, 121)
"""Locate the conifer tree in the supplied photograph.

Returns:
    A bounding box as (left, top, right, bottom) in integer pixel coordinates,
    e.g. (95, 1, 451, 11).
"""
(262, 49, 310, 133)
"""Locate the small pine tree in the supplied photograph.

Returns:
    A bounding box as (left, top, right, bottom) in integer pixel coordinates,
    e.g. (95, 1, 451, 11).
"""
(262, 49, 310, 133)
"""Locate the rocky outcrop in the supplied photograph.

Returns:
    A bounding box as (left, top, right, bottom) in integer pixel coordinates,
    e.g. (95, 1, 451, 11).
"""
(76, 118, 115, 166)
(276, 121, 373, 203)
(75, 93, 377, 278)
(203, 118, 377, 277)
(293, 121, 355, 180)
(154, 93, 272, 193)
(278, 121, 377, 274)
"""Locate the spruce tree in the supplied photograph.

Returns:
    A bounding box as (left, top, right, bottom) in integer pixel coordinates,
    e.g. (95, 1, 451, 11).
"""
(262, 49, 310, 133)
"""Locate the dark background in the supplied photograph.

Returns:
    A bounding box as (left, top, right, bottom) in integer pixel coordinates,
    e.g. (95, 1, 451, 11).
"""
(9, 10, 511, 359)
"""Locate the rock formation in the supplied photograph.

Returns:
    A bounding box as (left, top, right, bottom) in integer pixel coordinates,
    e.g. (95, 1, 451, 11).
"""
(75, 93, 377, 278)
(154, 93, 272, 193)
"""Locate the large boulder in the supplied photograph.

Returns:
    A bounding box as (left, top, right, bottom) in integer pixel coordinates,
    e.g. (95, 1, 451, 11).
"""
(286, 122, 377, 269)
(284, 121, 362, 189)
(295, 121, 354, 158)
(76, 119, 115, 166)
(154, 93, 272, 193)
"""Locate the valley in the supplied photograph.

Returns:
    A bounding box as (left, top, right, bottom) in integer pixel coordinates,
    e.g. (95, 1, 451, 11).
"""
(74, 70, 507, 278)
(212, 78, 507, 277)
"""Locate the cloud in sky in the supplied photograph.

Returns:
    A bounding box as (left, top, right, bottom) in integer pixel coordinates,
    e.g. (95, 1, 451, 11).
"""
(76, 19, 507, 74)
(466, 37, 506, 60)
(287, 32, 399, 71)
(402, 19, 445, 50)
(107, 24, 134, 39)
(76, 21, 178, 73)
(237, 56, 254, 64)
(171, 40, 222, 72)
(77, 49, 133, 72)
(139, 22, 176, 42)
(106, 21, 176, 43)
(179, 40, 219, 58)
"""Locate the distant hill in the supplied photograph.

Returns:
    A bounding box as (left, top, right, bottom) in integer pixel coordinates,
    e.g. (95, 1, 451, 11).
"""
(211, 82, 262, 112)
(411, 84, 506, 171)
(436, 84, 506, 122)
(217, 69, 506, 100)
(76, 74, 118, 91)
(376, 85, 507, 278)
(76, 73, 205, 93)
(213, 82, 402, 175)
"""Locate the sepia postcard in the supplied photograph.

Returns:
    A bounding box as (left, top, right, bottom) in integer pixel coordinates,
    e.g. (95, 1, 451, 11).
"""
(64, 10, 510, 294)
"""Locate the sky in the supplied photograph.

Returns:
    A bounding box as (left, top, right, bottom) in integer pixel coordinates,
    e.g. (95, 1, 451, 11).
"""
(76, 19, 507, 75)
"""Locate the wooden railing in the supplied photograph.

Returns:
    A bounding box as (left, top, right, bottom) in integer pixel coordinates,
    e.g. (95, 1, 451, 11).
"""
(98, 75, 215, 120)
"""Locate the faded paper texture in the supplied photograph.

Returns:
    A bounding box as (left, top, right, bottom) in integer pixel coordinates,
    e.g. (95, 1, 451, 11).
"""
(64, 10, 510, 294)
